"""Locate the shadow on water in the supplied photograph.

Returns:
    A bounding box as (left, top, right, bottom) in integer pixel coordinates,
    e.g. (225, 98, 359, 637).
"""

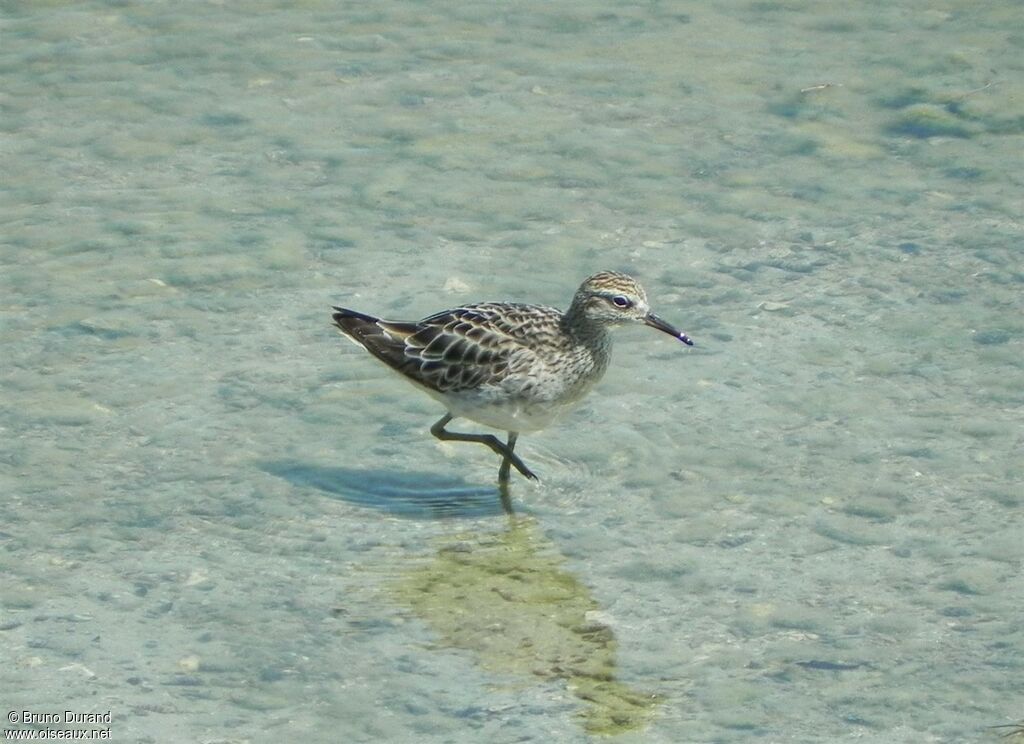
(261, 461, 515, 518)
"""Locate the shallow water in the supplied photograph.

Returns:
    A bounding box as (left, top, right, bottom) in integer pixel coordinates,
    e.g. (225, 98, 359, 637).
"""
(2, 1, 1022, 742)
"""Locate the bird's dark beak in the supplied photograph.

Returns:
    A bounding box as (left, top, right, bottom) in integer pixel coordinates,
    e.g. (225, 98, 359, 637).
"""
(644, 313, 694, 346)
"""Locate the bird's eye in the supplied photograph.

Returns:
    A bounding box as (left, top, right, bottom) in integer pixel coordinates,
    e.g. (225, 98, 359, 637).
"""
(611, 295, 632, 308)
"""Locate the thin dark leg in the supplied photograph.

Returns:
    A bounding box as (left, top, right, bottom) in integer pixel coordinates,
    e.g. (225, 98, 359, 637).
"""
(498, 432, 519, 483)
(430, 414, 537, 481)
(498, 479, 514, 515)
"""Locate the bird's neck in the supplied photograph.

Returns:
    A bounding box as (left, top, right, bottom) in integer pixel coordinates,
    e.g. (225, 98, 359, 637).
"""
(561, 303, 611, 350)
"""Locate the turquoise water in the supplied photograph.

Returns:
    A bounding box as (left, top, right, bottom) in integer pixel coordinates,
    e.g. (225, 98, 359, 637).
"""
(2, 2, 1022, 742)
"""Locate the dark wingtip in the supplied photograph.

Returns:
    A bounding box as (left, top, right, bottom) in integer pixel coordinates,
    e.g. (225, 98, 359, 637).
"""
(331, 307, 378, 325)
(680, 333, 694, 346)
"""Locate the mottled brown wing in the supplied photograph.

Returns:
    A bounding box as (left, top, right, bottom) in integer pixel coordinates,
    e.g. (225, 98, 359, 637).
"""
(334, 303, 559, 393)
(402, 303, 561, 392)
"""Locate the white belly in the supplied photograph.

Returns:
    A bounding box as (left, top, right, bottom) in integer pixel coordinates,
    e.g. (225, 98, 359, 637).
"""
(424, 379, 599, 433)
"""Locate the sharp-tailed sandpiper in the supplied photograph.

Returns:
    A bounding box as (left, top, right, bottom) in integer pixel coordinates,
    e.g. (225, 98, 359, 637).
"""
(332, 270, 693, 483)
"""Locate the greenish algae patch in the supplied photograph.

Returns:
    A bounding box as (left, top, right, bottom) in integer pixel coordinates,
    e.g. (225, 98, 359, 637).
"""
(393, 517, 660, 735)
(886, 103, 974, 138)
